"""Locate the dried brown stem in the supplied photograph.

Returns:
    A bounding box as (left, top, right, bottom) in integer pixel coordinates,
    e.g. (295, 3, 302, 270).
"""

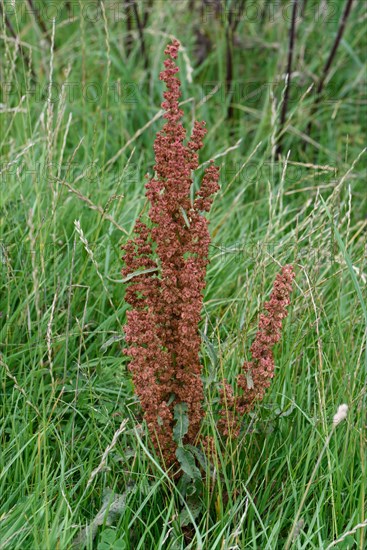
(27, 0, 52, 45)
(132, 1, 149, 69)
(225, 0, 246, 121)
(142, 0, 153, 27)
(125, 0, 134, 56)
(275, 0, 299, 156)
(305, 0, 355, 142)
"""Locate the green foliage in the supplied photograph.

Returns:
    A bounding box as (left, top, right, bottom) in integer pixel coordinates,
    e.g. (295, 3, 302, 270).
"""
(176, 446, 201, 481)
(97, 529, 127, 550)
(0, 0, 366, 549)
(179, 495, 203, 528)
(97, 528, 127, 550)
(173, 402, 190, 446)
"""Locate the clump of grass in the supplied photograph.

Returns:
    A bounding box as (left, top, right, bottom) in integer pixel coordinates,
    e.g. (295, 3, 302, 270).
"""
(0, 1, 366, 548)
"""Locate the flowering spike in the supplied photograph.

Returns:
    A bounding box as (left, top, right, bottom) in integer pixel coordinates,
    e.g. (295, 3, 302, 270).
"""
(122, 40, 295, 466)
(122, 40, 219, 465)
(219, 265, 295, 436)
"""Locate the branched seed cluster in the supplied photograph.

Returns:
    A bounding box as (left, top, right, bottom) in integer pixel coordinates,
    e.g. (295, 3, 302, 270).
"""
(122, 40, 219, 465)
(122, 40, 294, 466)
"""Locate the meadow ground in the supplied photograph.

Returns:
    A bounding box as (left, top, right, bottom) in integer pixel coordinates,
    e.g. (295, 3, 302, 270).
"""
(0, 1, 366, 548)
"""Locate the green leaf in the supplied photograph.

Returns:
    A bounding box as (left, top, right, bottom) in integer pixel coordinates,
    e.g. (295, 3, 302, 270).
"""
(173, 403, 189, 445)
(186, 482, 197, 497)
(100, 334, 125, 351)
(186, 444, 216, 480)
(119, 267, 158, 283)
(176, 446, 201, 480)
(177, 472, 192, 498)
(185, 445, 208, 472)
(98, 528, 126, 550)
(200, 331, 218, 369)
(274, 401, 296, 417)
(179, 496, 203, 527)
(179, 206, 191, 228)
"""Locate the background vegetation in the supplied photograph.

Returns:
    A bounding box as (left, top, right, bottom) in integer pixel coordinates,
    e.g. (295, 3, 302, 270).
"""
(0, 0, 366, 548)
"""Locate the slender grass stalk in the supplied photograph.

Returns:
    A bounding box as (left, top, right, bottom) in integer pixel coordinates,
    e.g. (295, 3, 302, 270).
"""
(0, 1, 34, 76)
(300, 0, 308, 18)
(0, 2, 18, 41)
(285, 405, 349, 550)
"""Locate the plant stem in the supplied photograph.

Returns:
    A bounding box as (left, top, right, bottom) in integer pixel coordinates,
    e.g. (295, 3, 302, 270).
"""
(225, 0, 246, 121)
(275, 0, 299, 157)
(27, 0, 52, 45)
(305, 0, 355, 141)
(132, 1, 149, 70)
(0, 0, 35, 76)
(285, 427, 336, 550)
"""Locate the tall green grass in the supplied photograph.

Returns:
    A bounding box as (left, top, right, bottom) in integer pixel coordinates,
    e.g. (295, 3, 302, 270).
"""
(1, 1, 366, 548)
